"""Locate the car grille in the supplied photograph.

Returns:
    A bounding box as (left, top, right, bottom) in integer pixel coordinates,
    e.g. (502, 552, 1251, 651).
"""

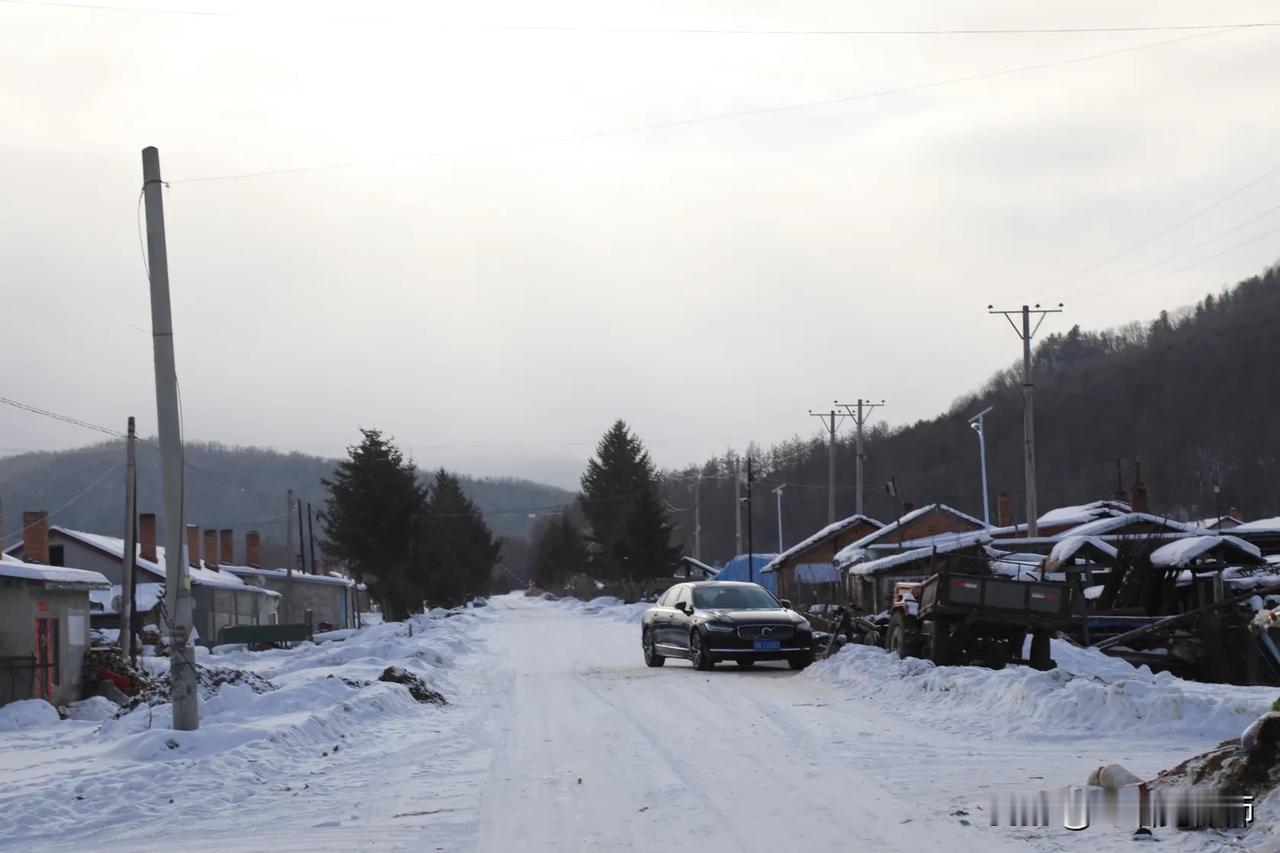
(736, 625, 794, 641)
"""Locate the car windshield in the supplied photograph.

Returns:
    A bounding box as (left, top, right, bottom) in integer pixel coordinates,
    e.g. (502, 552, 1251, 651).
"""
(692, 585, 779, 610)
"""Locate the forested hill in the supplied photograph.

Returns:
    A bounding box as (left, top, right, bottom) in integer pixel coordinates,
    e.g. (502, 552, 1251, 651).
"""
(664, 264, 1280, 565)
(0, 442, 572, 561)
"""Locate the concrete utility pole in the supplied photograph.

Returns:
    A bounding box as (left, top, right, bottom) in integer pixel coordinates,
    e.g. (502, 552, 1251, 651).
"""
(141, 147, 198, 731)
(285, 489, 295, 621)
(296, 499, 307, 574)
(745, 456, 754, 581)
(691, 476, 702, 561)
(307, 502, 318, 575)
(968, 406, 993, 526)
(772, 484, 785, 552)
(836, 398, 885, 517)
(988, 303, 1062, 537)
(119, 417, 138, 659)
(808, 408, 843, 524)
(733, 456, 742, 555)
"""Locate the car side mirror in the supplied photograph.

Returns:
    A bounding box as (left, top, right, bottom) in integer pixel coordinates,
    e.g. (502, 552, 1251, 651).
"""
(779, 599, 792, 610)
(675, 602, 689, 613)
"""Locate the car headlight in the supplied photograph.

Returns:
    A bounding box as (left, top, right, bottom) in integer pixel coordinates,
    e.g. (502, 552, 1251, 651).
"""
(703, 622, 735, 633)
(796, 619, 812, 632)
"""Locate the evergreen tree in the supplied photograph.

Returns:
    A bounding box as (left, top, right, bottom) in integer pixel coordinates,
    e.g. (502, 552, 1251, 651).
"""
(530, 514, 587, 589)
(426, 469, 501, 606)
(319, 429, 431, 621)
(579, 421, 681, 580)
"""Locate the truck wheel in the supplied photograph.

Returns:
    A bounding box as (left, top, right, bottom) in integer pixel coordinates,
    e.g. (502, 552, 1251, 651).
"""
(642, 628, 665, 668)
(927, 621, 953, 666)
(887, 612, 922, 659)
(1029, 631, 1053, 671)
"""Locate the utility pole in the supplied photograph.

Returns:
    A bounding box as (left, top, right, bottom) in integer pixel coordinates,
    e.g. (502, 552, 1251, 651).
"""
(285, 489, 295, 621)
(772, 484, 785, 552)
(142, 146, 197, 731)
(988, 303, 1062, 537)
(296, 499, 307, 574)
(733, 456, 742, 555)
(836, 398, 885, 516)
(119, 417, 138, 659)
(968, 406, 993, 526)
(808, 408, 843, 524)
(691, 476, 702, 561)
(307, 502, 318, 575)
(745, 456, 754, 581)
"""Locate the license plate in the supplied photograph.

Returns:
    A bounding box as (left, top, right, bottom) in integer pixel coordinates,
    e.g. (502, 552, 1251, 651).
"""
(753, 638, 781, 652)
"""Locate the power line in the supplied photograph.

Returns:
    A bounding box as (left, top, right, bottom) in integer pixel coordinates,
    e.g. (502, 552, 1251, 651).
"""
(4, 1, 1278, 35)
(170, 25, 1264, 185)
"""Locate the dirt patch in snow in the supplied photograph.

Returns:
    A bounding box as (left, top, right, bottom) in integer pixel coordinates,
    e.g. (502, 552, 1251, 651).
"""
(121, 664, 277, 712)
(378, 666, 447, 705)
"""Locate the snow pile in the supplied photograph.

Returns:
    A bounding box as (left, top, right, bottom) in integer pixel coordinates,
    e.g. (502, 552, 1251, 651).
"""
(0, 608, 480, 847)
(0, 698, 60, 731)
(807, 641, 1276, 741)
(557, 595, 650, 624)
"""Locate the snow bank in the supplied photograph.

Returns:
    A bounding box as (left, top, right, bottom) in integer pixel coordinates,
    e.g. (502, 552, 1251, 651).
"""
(0, 699, 59, 731)
(807, 641, 1275, 742)
(556, 595, 650, 624)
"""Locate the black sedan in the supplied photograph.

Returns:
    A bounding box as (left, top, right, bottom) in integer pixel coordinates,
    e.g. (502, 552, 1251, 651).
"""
(640, 581, 814, 671)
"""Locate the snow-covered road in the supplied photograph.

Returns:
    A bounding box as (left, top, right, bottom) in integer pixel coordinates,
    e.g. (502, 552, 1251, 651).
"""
(2, 594, 1272, 851)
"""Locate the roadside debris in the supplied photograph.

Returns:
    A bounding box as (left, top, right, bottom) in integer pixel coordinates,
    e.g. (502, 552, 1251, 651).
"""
(378, 666, 447, 705)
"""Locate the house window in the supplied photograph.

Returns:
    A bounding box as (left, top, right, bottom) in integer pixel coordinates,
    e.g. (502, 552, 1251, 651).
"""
(48, 545, 65, 567)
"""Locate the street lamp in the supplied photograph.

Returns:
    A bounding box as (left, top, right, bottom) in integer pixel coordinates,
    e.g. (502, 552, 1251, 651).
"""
(968, 406, 994, 527)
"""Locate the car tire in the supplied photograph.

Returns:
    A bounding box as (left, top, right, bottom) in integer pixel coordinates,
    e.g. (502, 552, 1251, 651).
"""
(788, 654, 814, 671)
(642, 628, 665, 668)
(690, 631, 715, 671)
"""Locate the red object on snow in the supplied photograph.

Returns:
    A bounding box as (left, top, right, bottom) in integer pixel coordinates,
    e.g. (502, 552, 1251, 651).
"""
(97, 666, 131, 693)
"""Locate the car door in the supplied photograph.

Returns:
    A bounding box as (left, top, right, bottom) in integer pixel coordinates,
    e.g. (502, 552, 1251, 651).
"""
(669, 585, 694, 651)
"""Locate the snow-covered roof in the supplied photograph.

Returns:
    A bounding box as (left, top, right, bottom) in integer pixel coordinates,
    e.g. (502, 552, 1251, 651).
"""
(0, 556, 109, 588)
(833, 503, 987, 569)
(1193, 516, 1242, 530)
(1149, 535, 1264, 568)
(1037, 500, 1131, 529)
(222, 565, 355, 588)
(986, 550, 1048, 580)
(89, 582, 166, 614)
(48, 527, 275, 594)
(1046, 535, 1119, 570)
(846, 537, 979, 577)
(1059, 512, 1209, 538)
(761, 514, 883, 573)
(1234, 516, 1280, 534)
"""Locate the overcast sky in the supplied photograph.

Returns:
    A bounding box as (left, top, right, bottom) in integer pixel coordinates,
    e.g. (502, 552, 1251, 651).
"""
(2, 0, 1278, 488)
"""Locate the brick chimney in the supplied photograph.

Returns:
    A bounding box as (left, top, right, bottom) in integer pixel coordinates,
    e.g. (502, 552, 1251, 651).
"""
(139, 513, 158, 563)
(245, 530, 261, 568)
(220, 529, 234, 565)
(22, 511, 49, 564)
(996, 492, 1012, 528)
(186, 524, 200, 569)
(203, 529, 219, 568)
(1131, 459, 1148, 514)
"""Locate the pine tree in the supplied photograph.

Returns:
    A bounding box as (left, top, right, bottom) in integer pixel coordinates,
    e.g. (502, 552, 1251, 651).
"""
(426, 469, 501, 606)
(319, 429, 431, 621)
(530, 515, 587, 589)
(579, 420, 681, 581)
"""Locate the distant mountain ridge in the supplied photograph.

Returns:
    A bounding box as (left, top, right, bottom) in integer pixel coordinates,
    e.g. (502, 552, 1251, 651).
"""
(0, 441, 574, 562)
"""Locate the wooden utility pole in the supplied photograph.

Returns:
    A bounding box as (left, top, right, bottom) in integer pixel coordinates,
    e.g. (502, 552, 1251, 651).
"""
(141, 147, 198, 730)
(745, 456, 754, 581)
(285, 489, 295, 620)
(119, 417, 138, 659)
(988, 303, 1062, 537)
(837, 398, 884, 517)
(691, 476, 702, 561)
(296, 499, 307, 574)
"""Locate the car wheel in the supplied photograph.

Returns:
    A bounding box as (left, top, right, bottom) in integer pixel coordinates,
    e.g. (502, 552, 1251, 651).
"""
(642, 628, 665, 668)
(690, 631, 715, 671)
(788, 653, 813, 671)
(887, 612, 922, 659)
(735, 659, 755, 668)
